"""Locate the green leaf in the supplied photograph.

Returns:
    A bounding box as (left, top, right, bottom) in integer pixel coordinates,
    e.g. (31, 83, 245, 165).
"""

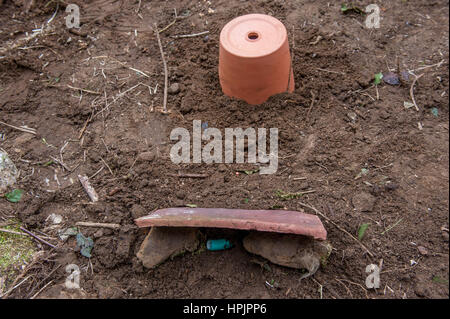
(76, 232, 94, 258)
(185, 204, 197, 208)
(43, 160, 54, 166)
(431, 108, 439, 117)
(5, 189, 24, 203)
(358, 223, 370, 241)
(80, 246, 93, 258)
(341, 4, 348, 12)
(59, 227, 78, 241)
(244, 198, 249, 204)
(374, 72, 383, 85)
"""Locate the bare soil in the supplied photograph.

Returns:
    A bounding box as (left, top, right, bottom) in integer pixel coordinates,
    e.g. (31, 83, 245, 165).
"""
(0, 0, 448, 299)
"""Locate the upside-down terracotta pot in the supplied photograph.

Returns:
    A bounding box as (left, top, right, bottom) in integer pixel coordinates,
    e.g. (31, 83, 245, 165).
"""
(219, 14, 294, 105)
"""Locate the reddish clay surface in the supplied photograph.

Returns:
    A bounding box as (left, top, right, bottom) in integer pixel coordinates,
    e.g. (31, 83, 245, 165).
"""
(136, 208, 327, 240)
(219, 14, 294, 104)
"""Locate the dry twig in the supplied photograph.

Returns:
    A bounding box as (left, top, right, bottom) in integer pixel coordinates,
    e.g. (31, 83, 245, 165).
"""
(171, 30, 209, 39)
(168, 173, 208, 178)
(410, 73, 424, 112)
(19, 227, 57, 249)
(75, 222, 120, 230)
(298, 202, 375, 257)
(0, 120, 36, 135)
(154, 23, 169, 114)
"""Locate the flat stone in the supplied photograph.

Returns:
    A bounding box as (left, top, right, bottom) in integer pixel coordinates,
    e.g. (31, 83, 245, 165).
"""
(243, 232, 332, 276)
(137, 227, 199, 269)
(417, 246, 428, 256)
(352, 192, 376, 212)
(135, 208, 327, 240)
(137, 151, 155, 162)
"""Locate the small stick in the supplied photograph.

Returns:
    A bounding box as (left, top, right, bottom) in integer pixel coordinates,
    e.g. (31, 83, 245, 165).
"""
(0, 222, 14, 227)
(159, 20, 176, 33)
(89, 166, 104, 179)
(337, 278, 369, 299)
(158, 8, 179, 33)
(298, 202, 374, 257)
(396, 56, 404, 86)
(410, 73, 424, 111)
(381, 218, 403, 235)
(413, 59, 445, 72)
(30, 280, 53, 299)
(306, 90, 316, 121)
(316, 68, 346, 75)
(135, 0, 141, 13)
(19, 227, 57, 249)
(168, 173, 208, 178)
(154, 23, 169, 114)
(100, 157, 114, 176)
(75, 222, 120, 230)
(26, 264, 61, 299)
(49, 156, 71, 172)
(311, 278, 323, 299)
(0, 228, 28, 236)
(0, 228, 54, 240)
(336, 278, 353, 298)
(78, 109, 94, 140)
(0, 120, 36, 135)
(78, 117, 90, 139)
(0, 276, 30, 299)
(67, 85, 101, 95)
(171, 30, 209, 39)
(78, 174, 99, 202)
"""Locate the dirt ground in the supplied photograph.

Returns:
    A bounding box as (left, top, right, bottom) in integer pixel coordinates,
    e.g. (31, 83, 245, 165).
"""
(0, 0, 448, 299)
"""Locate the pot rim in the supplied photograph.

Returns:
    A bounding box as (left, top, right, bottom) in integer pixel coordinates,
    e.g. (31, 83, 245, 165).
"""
(219, 13, 288, 59)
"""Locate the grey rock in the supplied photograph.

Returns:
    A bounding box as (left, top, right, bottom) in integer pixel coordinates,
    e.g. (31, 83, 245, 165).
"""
(347, 112, 357, 122)
(0, 150, 18, 192)
(168, 83, 180, 94)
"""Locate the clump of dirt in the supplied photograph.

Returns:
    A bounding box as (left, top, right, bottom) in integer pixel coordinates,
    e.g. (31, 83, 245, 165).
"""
(0, 0, 448, 299)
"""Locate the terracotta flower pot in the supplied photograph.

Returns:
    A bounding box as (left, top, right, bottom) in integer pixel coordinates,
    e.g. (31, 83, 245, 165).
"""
(219, 14, 294, 105)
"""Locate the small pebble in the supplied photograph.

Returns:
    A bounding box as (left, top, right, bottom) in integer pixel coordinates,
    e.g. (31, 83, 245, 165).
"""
(417, 246, 428, 256)
(347, 112, 357, 122)
(383, 72, 400, 85)
(168, 83, 180, 94)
